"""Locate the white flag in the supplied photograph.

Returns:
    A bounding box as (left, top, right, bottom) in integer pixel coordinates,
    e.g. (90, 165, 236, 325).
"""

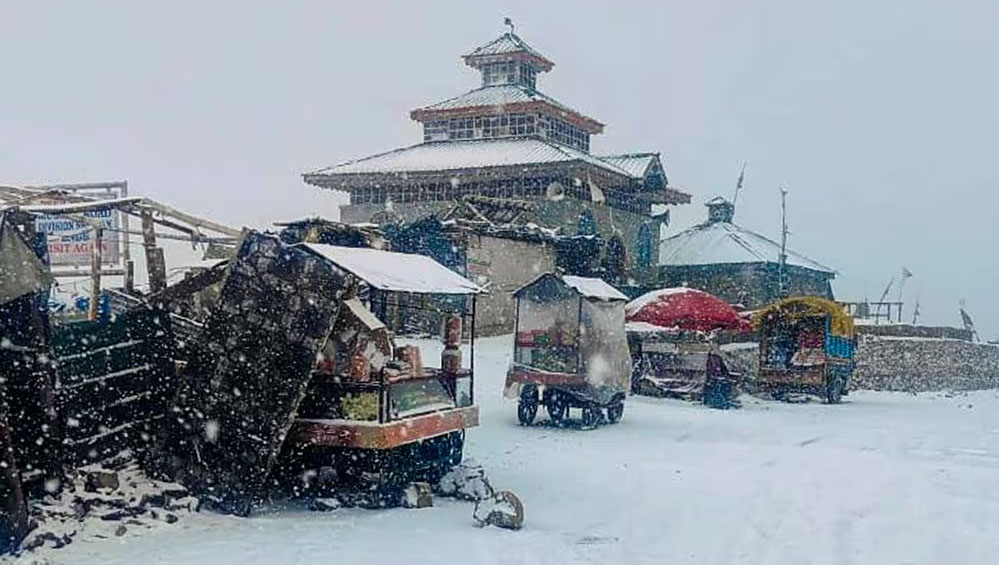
(588, 174, 605, 204)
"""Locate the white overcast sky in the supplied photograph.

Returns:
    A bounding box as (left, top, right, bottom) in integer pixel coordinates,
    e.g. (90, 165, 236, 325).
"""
(2, 0, 997, 337)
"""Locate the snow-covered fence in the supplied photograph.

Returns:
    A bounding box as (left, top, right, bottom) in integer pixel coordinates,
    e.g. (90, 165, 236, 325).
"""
(51, 309, 177, 465)
(853, 335, 999, 392)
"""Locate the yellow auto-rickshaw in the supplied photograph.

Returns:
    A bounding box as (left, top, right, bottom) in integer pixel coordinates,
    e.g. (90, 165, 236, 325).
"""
(754, 297, 856, 403)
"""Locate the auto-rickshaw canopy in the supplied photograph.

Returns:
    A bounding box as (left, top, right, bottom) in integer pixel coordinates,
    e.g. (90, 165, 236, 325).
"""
(753, 296, 855, 338)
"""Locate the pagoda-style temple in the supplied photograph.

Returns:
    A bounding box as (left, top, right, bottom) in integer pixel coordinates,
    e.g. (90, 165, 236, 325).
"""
(304, 26, 690, 272)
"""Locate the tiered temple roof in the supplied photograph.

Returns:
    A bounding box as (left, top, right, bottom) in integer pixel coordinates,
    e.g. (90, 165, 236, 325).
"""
(305, 27, 690, 209)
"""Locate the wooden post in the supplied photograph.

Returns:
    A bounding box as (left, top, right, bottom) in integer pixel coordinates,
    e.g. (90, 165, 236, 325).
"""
(0, 414, 29, 555)
(89, 227, 103, 321)
(124, 260, 135, 293)
(119, 181, 131, 290)
(142, 212, 166, 294)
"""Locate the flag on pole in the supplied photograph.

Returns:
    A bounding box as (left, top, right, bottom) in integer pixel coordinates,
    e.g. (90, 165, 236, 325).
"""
(733, 162, 746, 204)
(588, 173, 605, 204)
(877, 277, 894, 303)
(901, 266, 913, 279)
(960, 307, 975, 332)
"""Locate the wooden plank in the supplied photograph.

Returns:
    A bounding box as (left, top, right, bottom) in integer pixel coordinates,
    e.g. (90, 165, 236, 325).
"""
(67, 416, 165, 464)
(506, 369, 589, 387)
(289, 406, 479, 450)
(52, 309, 177, 465)
(51, 320, 128, 357)
(63, 394, 163, 446)
(141, 212, 166, 294)
(53, 340, 147, 383)
(51, 310, 170, 356)
(161, 231, 348, 516)
(59, 368, 171, 419)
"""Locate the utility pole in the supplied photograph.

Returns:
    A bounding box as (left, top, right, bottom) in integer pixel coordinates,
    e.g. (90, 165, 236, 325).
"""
(778, 187, 789, 298)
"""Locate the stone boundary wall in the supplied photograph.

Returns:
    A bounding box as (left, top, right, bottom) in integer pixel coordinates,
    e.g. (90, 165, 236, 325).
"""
(715, 337, 999, 393)
(853, 335, 999, 392)
(856, 323, 973, 341)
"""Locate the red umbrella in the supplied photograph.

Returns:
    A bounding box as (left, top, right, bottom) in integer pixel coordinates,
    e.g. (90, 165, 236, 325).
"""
(626, 288, 750, 333)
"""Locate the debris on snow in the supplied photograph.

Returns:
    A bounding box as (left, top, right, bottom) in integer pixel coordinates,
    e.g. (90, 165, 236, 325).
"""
(14, 454, 199, 559)
(84, 470, 120, 492)
(436, 460, 493, 501)
(473, 490, 524, 530)
(308, 498, 342, 512)
(402, 482, 434, 509)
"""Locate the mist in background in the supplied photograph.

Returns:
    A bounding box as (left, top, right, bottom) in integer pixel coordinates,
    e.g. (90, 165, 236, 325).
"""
(2, 0, 996, 336)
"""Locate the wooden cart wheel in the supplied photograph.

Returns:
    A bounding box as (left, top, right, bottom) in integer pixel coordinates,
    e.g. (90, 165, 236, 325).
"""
(545, 391, 568, 425)
(581, 406, 601, 428)
(518, 387, 539, 426)
(606, 401, 624, 424)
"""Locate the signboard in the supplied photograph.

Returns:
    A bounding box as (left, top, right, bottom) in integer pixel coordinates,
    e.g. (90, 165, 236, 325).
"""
(31, 183, 125, 268)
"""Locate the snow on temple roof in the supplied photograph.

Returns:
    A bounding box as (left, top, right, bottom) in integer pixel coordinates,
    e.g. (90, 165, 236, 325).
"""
(598, 153, 658, 179)
(658, 221, 835, 274)
(412, 84, 602, 131)
(463, 32, 554, 71)
(302, 243, 485, 295)
(307, 137, 634, 178)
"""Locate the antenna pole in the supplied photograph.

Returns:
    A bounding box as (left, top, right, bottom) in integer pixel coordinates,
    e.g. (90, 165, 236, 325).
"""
(778, 186, 789, 298)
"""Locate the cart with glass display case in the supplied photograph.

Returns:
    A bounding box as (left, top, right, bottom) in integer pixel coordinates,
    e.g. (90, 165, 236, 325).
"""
(504, 273, 631, 428)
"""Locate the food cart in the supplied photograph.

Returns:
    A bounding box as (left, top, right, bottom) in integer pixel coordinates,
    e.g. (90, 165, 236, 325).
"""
(627, 324, 741, 407)
(754, 296, 856, 403)
(625, 288, 750, 408)
(504, 273, 631, 427)
(281, 244, 484, 494)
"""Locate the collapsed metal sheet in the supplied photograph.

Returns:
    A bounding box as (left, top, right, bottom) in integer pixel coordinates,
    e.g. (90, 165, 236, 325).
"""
(164, 231, 348, 516)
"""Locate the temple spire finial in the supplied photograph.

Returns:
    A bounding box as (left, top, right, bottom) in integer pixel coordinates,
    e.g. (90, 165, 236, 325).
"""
(504, 17, 515, 35)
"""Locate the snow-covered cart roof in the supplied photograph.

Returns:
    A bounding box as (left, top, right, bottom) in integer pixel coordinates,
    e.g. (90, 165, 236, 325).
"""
(301, 243, 485, 295)
(513, 273, 628, 302)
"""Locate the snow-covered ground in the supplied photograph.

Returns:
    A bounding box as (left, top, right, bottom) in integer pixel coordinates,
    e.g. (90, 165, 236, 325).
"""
(26, 335, 999, 564)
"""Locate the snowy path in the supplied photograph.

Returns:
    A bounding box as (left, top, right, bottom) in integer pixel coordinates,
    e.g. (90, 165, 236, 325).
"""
(33, 335, 999, 564)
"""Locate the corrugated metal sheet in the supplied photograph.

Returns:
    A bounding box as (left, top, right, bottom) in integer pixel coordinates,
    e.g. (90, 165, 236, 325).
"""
(598, 153, 657, 179)
(465, 32, 550, 64)
(415, 84, 595, 124)
(308, 137, 633, 178)
(658, 221, 835, 273)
